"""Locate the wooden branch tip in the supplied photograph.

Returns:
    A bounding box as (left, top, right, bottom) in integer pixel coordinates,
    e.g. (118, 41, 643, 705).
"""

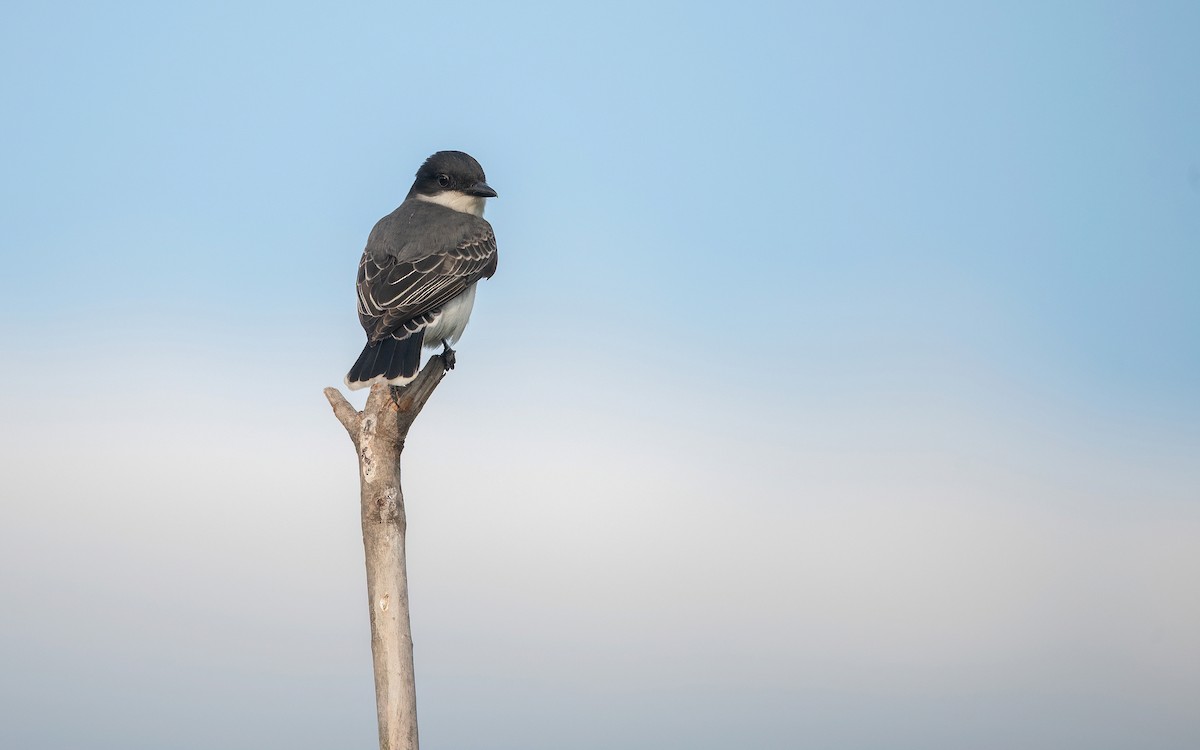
(324, 386, 362, 436)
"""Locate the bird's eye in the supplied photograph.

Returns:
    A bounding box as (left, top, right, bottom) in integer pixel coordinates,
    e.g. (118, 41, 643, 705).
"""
(436, 174, 451, 188)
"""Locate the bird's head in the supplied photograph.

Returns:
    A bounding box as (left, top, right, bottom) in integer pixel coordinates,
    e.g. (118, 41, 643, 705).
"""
(408, 150, 496, 217)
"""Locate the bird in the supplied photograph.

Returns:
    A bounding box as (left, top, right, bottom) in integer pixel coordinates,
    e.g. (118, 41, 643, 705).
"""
(344, 151, 498, 390)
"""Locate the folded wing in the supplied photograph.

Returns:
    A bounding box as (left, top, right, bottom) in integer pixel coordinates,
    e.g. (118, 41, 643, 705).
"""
(356, 227, 497, 345)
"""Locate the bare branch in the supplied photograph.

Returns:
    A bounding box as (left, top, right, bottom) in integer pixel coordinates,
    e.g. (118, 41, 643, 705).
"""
(323, 353, 452, 750)
(389, 357, 449, 428)
(324, 386, 362, 438)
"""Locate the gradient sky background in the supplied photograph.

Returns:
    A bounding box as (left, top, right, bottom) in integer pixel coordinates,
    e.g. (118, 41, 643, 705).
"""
(2, 1, 1198, 748)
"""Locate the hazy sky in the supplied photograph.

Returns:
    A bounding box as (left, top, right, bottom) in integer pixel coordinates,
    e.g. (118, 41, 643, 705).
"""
(2, 2, 1198, 748)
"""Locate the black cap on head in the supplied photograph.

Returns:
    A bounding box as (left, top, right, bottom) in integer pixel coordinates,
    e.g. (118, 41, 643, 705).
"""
(409, 150, 497, 198)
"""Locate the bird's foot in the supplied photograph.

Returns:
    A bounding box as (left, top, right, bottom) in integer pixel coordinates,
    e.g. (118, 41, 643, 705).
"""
(440, 339, 456, 371)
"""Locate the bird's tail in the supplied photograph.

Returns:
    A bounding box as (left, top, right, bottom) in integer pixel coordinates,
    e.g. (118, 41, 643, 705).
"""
(345, 334, 424, 390)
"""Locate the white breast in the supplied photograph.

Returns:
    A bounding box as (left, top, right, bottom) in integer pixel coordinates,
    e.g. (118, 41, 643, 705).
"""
(422, 283, 478, 347)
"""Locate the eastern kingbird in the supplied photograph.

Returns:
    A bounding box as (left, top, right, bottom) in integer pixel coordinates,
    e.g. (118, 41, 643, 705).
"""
(345, 151, 498, 390)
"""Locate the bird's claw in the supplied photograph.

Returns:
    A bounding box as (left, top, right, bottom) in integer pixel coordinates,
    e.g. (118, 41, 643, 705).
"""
(440, 340, 456, 371)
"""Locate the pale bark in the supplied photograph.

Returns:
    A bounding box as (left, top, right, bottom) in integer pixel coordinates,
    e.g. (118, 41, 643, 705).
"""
(324, 357, 449, 750)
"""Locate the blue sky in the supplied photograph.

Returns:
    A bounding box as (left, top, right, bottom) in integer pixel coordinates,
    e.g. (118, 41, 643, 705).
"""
(2, 2, 1198, 749)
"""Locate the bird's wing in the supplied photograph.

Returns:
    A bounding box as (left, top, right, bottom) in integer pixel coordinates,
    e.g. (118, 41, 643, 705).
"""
(356, 227, 497, 344)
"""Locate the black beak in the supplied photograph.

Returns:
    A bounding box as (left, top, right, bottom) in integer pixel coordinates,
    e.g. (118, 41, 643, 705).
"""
(464, 181, 497, 198)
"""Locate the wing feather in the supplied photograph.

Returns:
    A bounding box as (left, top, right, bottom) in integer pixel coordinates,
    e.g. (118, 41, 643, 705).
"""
(356, 227, 497, 345)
